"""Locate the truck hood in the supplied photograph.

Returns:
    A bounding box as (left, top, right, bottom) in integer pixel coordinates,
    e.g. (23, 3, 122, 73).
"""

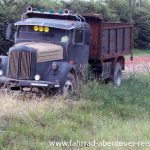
(14, 42, 63, 62)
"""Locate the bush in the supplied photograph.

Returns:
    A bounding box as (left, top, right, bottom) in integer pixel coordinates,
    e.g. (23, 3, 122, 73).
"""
(133, 9, 150, 49)
(74, 74, 150, 118)
(0, 0, 25, 55)
(0, 0, 149, 55)
(0, 0, 62, 55)
(106, 0, 150, 49)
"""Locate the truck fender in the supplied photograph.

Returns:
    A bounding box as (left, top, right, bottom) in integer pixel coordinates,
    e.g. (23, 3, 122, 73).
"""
(46, 62, 76, 88)
(0, 56, 8, 76)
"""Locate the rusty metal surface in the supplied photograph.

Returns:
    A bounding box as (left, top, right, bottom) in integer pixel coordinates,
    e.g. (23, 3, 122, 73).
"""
(83, 15, 102, 60)
(83, 15, 132, 61)
(101, 24, 132, 59)
(103, 22, 131, 27)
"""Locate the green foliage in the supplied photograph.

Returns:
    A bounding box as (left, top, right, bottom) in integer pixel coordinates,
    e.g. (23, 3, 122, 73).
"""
(106, 0, 131, 22)
(0, 0, 63, 54)
(0, 0, 25, 55)
(132, 9, 150, 48)
(132, 48, 150, 57)
(0, 0, 149, 54)
(1, 75, 150, 149)
(106, 0, 150, 49)
(75, 74, 150, 119)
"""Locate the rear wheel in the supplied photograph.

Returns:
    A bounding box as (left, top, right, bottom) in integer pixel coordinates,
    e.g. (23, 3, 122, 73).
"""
(113, 62, 122, 87)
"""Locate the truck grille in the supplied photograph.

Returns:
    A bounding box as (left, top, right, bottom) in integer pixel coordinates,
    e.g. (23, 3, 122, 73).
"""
(8, 51, 32, 79)
(20, 52, 32, 79)
(8, 51, 19, 79)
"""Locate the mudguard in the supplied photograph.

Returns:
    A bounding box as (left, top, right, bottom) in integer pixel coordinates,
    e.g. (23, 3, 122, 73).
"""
(47, 62, 76, 88)
(0, 56, 8, 76)
(37, 62, 76, 88)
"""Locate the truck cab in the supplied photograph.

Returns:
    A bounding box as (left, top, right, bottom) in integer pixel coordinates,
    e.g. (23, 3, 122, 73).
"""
(0, 8, 91, 93)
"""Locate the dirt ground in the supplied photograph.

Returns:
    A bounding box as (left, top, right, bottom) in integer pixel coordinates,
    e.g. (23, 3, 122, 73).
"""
(125, 56, 150, 74)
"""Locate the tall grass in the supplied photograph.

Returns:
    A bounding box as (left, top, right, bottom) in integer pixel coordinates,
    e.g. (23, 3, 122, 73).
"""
(1, 74, 150, 149)
(74, 74, 150, 118)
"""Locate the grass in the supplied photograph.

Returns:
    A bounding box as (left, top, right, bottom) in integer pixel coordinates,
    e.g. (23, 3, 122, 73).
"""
(133, 49, 150, 57)
(1, 74, 150, 149)
(126, 49, 150, 59)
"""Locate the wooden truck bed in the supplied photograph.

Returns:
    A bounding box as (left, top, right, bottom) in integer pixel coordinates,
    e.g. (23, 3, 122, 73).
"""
(84, 14, 133, 60)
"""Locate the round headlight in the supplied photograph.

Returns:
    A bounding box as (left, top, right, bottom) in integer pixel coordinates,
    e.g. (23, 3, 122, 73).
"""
(44, 26, 49, 33)
(39, 26, 44, 32)
(52, 62, 58, 71)
(34, 74, 41, 81)
(34, 26, 39, 31)
(0, 70, 3, 76)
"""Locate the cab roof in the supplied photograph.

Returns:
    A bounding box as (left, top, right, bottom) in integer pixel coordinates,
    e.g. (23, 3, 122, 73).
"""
(15, 18, 86, 30)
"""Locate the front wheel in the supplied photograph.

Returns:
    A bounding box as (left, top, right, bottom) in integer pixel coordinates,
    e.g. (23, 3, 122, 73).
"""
(113, 62, 122, 87)
(63, 72, 77, 97)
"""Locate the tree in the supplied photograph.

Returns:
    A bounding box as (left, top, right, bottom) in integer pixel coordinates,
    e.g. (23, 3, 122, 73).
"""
(106, 0, 150, 49)
(0, 0, 149, 55)
(133, 9, 150, 48)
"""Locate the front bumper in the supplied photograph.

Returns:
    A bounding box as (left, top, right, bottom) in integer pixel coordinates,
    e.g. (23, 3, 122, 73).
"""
(0, 76, 60, 88)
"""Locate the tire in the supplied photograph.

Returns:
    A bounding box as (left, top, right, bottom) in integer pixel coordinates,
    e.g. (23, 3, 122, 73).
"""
(113, 62, 122, 87)
(63, 72, 76, 97)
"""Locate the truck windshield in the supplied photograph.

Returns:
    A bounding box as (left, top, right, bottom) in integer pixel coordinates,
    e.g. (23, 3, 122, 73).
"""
(18, 25, 70, 43)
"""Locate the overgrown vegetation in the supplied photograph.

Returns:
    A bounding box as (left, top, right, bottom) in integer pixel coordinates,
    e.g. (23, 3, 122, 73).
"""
(1, 74, 150, 149)
(0, 1, 150, 149)
(0, 0, 150, 54)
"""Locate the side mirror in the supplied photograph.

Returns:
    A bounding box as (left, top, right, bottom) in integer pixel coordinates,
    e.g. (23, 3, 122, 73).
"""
(6, 24, 12, 40)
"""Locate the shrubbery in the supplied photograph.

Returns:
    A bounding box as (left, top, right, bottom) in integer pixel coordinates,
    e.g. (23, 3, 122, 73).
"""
(0, 0, 149, 54)
(74, 74, 150, 119)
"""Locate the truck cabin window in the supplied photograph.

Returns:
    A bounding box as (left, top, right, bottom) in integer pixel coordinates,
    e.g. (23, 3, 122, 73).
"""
(18, 25, 69, 43)
(74, 30, 83, 43)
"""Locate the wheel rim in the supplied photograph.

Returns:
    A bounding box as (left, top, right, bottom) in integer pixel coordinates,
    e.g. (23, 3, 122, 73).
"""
(64, 80, 73, 91)
(116, 71, 122, 86)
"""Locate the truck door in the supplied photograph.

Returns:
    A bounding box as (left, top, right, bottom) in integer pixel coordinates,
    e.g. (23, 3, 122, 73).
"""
(68, 29, 90, 67)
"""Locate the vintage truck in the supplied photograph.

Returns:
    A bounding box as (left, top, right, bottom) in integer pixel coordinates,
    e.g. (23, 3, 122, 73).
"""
(0, 7, 133, 94)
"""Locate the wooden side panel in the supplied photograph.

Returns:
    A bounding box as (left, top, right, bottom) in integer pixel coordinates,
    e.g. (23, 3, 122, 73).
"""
(101, 23, 132, 59)
(110, 29, 116, 53)
(117, 29, 123, 52)
(102, 30, 109, 55)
